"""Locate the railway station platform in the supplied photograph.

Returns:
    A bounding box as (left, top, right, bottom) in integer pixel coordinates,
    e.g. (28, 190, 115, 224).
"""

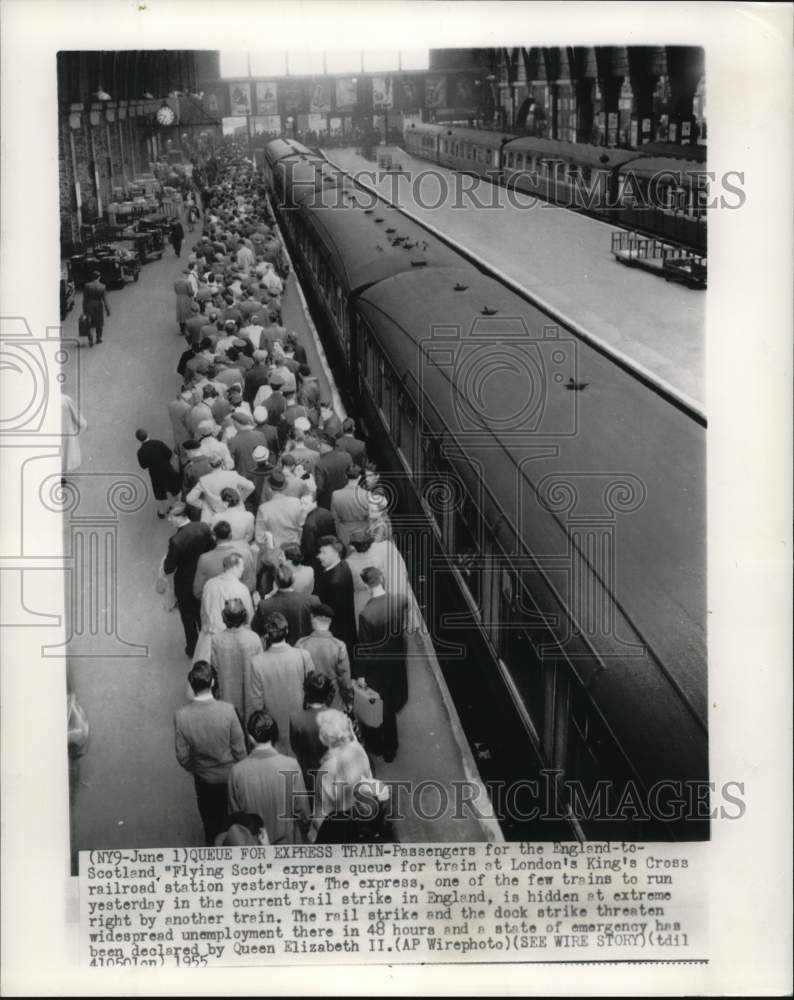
(62, 240, 498, 870)
(322, 145, 705, 409)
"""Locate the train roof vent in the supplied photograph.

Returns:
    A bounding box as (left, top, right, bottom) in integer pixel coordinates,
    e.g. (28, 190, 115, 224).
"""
(481, 306, 498, 315)
(364, 209, 373, 214)
(454, 282, 468, 291)
(386, 227, 396, 234)
(374, 217, 384, 223)
(410, 258, 427, 267)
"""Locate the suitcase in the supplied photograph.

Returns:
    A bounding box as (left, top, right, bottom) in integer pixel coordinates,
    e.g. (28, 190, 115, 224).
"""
(353, 683, 383, 730)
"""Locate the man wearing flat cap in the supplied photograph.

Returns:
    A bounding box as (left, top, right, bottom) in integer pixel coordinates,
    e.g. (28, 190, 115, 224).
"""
(264, 373, 288, 446)
(196, 419, 234, 470)
(254, 469, 305, 551)
(185, 451, 255, 521)
(246, 445, 275, 514)
(314, 432, 353, 511)
(184, 301, 206, 346)
(252, 405, 280, 457)
(215, 320, 240, 356)
(228, 409, 271, 478)
(243, 350, 271, 405)
(285, 417, 320, 472)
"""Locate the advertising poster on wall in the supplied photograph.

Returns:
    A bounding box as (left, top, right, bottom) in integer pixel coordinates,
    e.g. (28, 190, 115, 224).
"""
(425, 74, 447, 107)
(228, 82, 252, 116)
(202, 84, 229, 119)
(372, 75, 394, 109)
(309, 78, 332, 112)
(307, 112, 328, 133)
(449, 74, 475, 109)
(335, 76, 358, 110)
(251, 114, 281, 135)
(395, 75, 421, 110)
(255, 80, 278, 115)
(282, 78, 305, 114)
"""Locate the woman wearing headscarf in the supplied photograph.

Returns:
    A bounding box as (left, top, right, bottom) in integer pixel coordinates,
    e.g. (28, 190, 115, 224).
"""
(308, 708, 372, 841)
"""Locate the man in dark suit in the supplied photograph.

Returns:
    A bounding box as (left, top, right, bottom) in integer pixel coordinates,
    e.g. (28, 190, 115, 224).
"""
(164, 502, 214, 656)
(299, 494, 335, 566)
(336, 418, 367, 467)
(245, 446, 274, 515)
(82, 270, 110, 344)
(228, 413, 271, 478)
(314, 536, 357, 654)
(264, 373, 287, 425)
(251, 564, 320, 642)
(356, 566, 409, 762)
(289, 671, 335, 798)
(243, 351, 272, 406)
(136, 428, 181, 518)
(314, 434, 352, 510)
(330, 465, 369, 546)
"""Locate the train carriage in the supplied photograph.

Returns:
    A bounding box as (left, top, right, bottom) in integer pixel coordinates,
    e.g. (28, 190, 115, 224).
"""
(500, 135, 640, 217)
(276, 155, 464, 375)
(615, 155, 708, 250)
(404, 121, 707, 253)
(353, 267, 707, 839)
(263, 138, 707, 839)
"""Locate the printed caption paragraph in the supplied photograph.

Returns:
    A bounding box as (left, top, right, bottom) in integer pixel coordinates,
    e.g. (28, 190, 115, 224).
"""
(81, 842, 705, 968)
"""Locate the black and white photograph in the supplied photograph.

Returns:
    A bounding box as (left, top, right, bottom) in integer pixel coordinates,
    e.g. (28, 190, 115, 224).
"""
(1, 2, 791, 995)
(55, 41, 712, 861)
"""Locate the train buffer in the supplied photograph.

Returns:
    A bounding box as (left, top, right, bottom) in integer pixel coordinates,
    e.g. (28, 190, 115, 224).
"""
(611, 230, 707, 289)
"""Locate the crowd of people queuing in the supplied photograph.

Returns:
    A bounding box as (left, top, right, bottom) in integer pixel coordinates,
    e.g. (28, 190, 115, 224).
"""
(137, 141, 413, 848)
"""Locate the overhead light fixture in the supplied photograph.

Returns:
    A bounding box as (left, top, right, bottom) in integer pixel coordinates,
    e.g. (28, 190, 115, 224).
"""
(92, 89, 112, 101)
(143, 91, 155, 100)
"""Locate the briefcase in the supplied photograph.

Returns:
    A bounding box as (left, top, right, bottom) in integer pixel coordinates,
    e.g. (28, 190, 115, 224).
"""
(353, 683, 383, 729)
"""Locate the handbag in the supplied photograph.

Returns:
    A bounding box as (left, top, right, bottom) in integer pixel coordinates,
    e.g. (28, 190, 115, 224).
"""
(353, 682, 383, 730)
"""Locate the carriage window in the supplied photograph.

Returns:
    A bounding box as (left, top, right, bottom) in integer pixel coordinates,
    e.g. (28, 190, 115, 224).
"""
(399, 395, 417, 470)
(379, 358, 392, 428)
(369, 342, 380, 397)
(358, 323, 370, 385)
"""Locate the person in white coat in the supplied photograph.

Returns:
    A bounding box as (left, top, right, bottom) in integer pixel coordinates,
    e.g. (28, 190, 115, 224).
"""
(61, 392, 87, 475)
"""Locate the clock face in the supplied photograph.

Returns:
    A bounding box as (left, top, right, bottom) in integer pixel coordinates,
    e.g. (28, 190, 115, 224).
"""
(156, 105, 175, 125)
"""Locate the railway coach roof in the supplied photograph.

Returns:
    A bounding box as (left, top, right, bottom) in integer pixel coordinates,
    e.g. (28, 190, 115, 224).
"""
(297, 191, 463, 293)
(356, 266, 706, 771)
(264, 138, 314, 164)
(617, 155, 706, 185)
(503, 135, 641, 170)
(405, 122, 448, 137)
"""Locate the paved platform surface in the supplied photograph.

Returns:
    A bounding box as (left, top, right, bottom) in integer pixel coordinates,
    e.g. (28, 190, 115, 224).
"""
(62, 239, 496, 868)
(323, 146, 705, 407)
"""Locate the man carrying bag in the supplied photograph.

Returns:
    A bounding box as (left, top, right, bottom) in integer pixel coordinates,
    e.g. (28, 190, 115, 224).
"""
(354, 566, 409, 762)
